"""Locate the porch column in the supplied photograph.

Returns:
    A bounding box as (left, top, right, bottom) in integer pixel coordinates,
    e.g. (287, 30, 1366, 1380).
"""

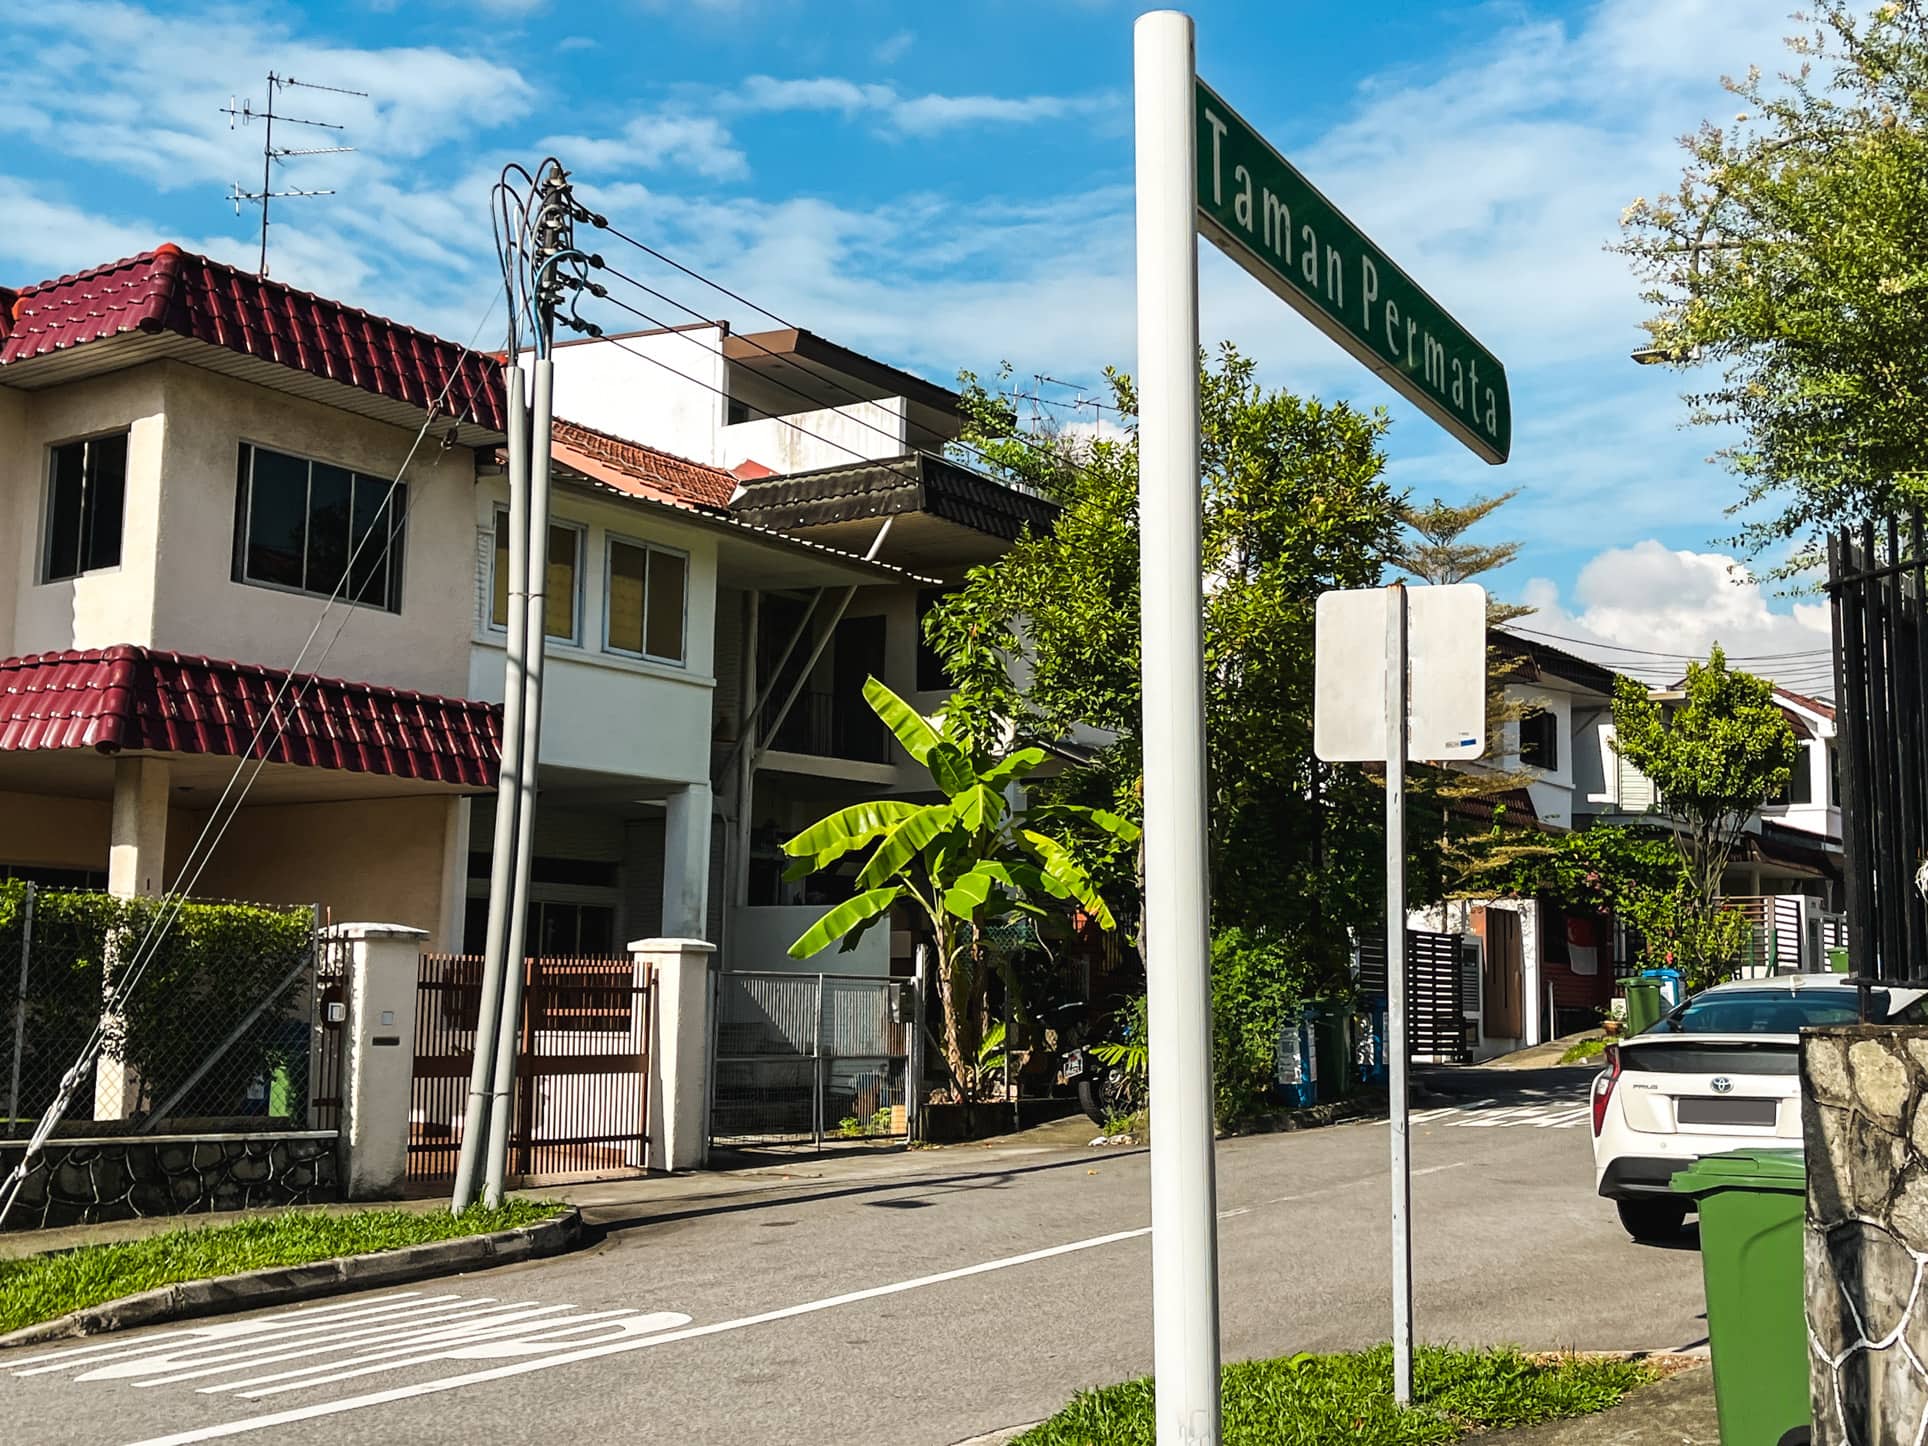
(107, 756, 170, 900)
(98, 756, 170, 1118)
(663, 783, 712, 941)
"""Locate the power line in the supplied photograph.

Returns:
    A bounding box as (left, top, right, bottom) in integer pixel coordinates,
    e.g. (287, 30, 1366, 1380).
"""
(1503, 623, 1833, 664)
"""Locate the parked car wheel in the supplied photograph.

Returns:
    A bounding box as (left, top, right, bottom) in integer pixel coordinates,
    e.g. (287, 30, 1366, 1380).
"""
(1616, 1198, 1688, 1242)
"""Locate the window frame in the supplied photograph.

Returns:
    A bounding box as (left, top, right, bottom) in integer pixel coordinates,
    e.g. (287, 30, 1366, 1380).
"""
(602, 531, 689, 666)
(232, 440, 408, 613)
(41, 428, 131, 584)
(1517, 706, 1559, 771)
(489, 507, 586, 647)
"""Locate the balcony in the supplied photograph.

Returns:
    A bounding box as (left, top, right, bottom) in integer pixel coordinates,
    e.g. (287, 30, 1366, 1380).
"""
(765, 690, 893, 765)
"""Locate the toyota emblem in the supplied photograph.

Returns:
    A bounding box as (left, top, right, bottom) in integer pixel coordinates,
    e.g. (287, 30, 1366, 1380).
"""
(1711, 1077, 1733, 1094)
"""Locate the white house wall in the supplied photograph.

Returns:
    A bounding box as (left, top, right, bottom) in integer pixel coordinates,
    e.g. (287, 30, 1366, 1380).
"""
(549, 327, 728, 465)
(151, 364, 478, 696)
(2, 366, 168, 658)
(468, 480, 720, 788)
(719, 398, 909, 474)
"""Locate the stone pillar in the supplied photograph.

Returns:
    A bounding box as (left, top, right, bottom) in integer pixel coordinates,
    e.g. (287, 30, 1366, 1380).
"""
(1804, 1025, 1928, 1443)
(97, 755, 170, 1118)
(632, 937, 714, 1173)
(662, 783, 712, 941)
(435, 796, 472, 954)
(333, 923, 426, 1201)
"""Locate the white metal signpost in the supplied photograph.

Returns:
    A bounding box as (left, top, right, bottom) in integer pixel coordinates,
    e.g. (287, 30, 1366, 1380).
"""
(1132, 12, 1507, 1440)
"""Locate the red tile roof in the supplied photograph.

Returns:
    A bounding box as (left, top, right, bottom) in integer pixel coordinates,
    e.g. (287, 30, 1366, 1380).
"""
(0, 646, 499, 787)
(551, 418, 737, 510)
(0, 245, 505, 433)
(1775, 685, 1836, 721)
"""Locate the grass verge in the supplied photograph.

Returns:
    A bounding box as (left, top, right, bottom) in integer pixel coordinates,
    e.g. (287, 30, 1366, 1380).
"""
(1558, 1037, 1608, 1065)
(0, 1199, 564, 1334)
(1013, 1344, 1655, 1445)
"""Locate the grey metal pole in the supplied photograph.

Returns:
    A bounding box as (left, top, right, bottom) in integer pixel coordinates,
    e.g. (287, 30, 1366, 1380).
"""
(1385, 580, 1414, 1406)
(813, 971, 826, 1151)
(1135, 13, 1222, 1445)
(450, 371, 530, 1213)
(908, 943, 928, 1143)
(484, 354, 556, 1208)
(7, 884, 35, 1137)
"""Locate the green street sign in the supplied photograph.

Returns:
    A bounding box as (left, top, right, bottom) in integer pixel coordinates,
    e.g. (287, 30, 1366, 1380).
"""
(1194, 79, 1511, 465)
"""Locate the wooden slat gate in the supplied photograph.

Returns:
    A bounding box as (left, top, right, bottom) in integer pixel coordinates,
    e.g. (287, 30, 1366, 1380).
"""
(410, 954, 652, 1184)
(1359, 928, 1476, 1064)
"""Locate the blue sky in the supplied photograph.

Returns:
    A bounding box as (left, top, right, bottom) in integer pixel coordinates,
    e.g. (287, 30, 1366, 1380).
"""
(0, 0, 1838, 684)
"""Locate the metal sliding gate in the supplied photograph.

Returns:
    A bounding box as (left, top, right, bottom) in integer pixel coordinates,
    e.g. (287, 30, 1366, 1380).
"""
(1830, 515, 1928, 984)
(410, 954, 653, 1184)
(1359, 928, 1476, 1064)
(710, 971, 913, 1149)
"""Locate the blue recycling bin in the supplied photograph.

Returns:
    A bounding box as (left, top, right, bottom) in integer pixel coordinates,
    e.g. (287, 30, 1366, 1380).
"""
(1354, 994, 1390, 1086)
(1640, 967, 1685, 1012)
(1274, 1010, 1318, 1109)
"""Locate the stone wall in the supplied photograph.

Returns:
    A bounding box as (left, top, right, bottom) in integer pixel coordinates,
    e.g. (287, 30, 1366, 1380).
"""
(0, 1132, 339, 1230)
(1804, 1026, 1928, 1445)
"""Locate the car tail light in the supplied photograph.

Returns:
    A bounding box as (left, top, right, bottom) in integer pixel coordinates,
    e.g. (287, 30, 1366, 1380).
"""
(1592, 1045, 1622, 1137)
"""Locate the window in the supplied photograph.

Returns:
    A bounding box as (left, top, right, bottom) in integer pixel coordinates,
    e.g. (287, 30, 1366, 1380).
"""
(605, 537, 687, 663)
(916, 588, 955, 692)
(234, 443, 405, 610)
(1769, 744, 1815, 806)
(1830, 746, 1841, 806)
(491, 511, 581, 642)
(44, 432, 128, 581)
(726, 397, 751, 426)
(1518, 707, 1558, 769)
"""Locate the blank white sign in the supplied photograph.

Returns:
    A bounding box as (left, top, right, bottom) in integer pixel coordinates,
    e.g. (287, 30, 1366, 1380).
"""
(1314, 584, 1487, 762)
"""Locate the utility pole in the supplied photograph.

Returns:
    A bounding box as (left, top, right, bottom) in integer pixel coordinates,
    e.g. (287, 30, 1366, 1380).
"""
(452, 164, 576, 1212)
(222, 73, 364, 276)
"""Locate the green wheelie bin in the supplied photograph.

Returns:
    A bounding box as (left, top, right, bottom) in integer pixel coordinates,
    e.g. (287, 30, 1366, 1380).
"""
(1671, 1149, 1809, 1446)
(1623, 977, 1664, 1035)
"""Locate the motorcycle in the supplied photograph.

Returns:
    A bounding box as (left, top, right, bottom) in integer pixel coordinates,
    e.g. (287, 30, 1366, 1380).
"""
(1060, 1002, 1147, 1127)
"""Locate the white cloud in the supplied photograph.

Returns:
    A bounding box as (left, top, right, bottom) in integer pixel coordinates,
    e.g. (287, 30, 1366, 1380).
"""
(1517, 542, 1834, 691)
(729, 74, 1118, 136)
(534, 113, 746, 180)
(873, 30, 914, 66)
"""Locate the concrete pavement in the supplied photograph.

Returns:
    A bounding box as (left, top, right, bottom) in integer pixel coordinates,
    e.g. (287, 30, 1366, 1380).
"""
(0, 1067, 1707, 1445)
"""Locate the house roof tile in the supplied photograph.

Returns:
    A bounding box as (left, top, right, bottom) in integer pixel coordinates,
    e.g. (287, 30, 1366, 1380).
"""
(0, 646, 500, 787)
(0, 245, 505, 433)
(550, 419, 737, 510)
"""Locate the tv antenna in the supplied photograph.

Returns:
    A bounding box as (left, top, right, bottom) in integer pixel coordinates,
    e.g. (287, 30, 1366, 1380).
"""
(222, 73, 367, 276)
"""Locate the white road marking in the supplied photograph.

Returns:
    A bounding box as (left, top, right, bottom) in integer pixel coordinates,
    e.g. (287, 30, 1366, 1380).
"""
(117, 1226, 1156, 1446)
(1417, 1097, 1592, 1130)
(1412, 1162, 1469, 1178)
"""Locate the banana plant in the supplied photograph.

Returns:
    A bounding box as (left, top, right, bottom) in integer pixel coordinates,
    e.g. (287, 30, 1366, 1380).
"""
(785, 677, 1139, 1100)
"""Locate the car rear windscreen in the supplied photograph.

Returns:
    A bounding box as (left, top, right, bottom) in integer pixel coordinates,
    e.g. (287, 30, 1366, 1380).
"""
(1645, 989, 1892, 1037)
(1620, 1040, 1800, 1075)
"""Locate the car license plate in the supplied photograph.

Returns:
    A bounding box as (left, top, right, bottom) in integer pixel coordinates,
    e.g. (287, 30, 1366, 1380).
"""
(1676, 1096, 1777, 1128)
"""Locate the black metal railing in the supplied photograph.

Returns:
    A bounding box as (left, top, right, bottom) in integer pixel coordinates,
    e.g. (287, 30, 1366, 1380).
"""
(1828, 514, 1928, 982)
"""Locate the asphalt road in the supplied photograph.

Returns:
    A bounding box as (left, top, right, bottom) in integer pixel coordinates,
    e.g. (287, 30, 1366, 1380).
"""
(1, 1066, 1707, 1446)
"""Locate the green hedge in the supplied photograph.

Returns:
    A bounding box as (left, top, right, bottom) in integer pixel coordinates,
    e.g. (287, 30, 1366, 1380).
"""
(0, 883, 315, 1125)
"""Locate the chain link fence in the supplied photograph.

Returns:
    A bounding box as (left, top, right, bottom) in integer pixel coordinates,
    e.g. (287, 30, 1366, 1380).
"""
(1, 883, 330, 1137)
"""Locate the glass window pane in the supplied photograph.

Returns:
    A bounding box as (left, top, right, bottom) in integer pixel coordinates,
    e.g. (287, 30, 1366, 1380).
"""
(607, 540, 647, 654)
(645, 548, 686, 662)
(492, 510, 510, 627)
(545, 524, 578, 640)
(305, 462, 353, 598)
(45, 442, 85, 581)
(348, 474, 392, 608)
(82, 433, 127, 573)
(578, 906, 615, 955)
(246, 448, 309, 588)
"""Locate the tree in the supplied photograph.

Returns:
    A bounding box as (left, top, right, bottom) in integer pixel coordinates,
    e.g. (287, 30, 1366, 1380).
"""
(1619, 0, 1928, 568)
(782, 678, 1138, 1099)
(1391, 489, 1546, 894)
(928, 345, 1409, 990)
(1610, 647, 1799, 985)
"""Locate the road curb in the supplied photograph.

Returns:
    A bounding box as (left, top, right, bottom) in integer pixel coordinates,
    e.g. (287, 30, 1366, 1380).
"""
(0, 1206, 583, 1350)
(949, 1423, 1043, 1445)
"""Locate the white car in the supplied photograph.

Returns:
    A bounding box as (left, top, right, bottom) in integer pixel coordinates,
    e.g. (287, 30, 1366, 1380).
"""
(1590, 973, 1927, 1241)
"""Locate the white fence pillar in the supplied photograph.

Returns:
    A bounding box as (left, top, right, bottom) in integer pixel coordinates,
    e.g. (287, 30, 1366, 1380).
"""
(333, 922, 426, 1201)
(663, 784, 713, 941)
(632, 936, 715, 1173)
